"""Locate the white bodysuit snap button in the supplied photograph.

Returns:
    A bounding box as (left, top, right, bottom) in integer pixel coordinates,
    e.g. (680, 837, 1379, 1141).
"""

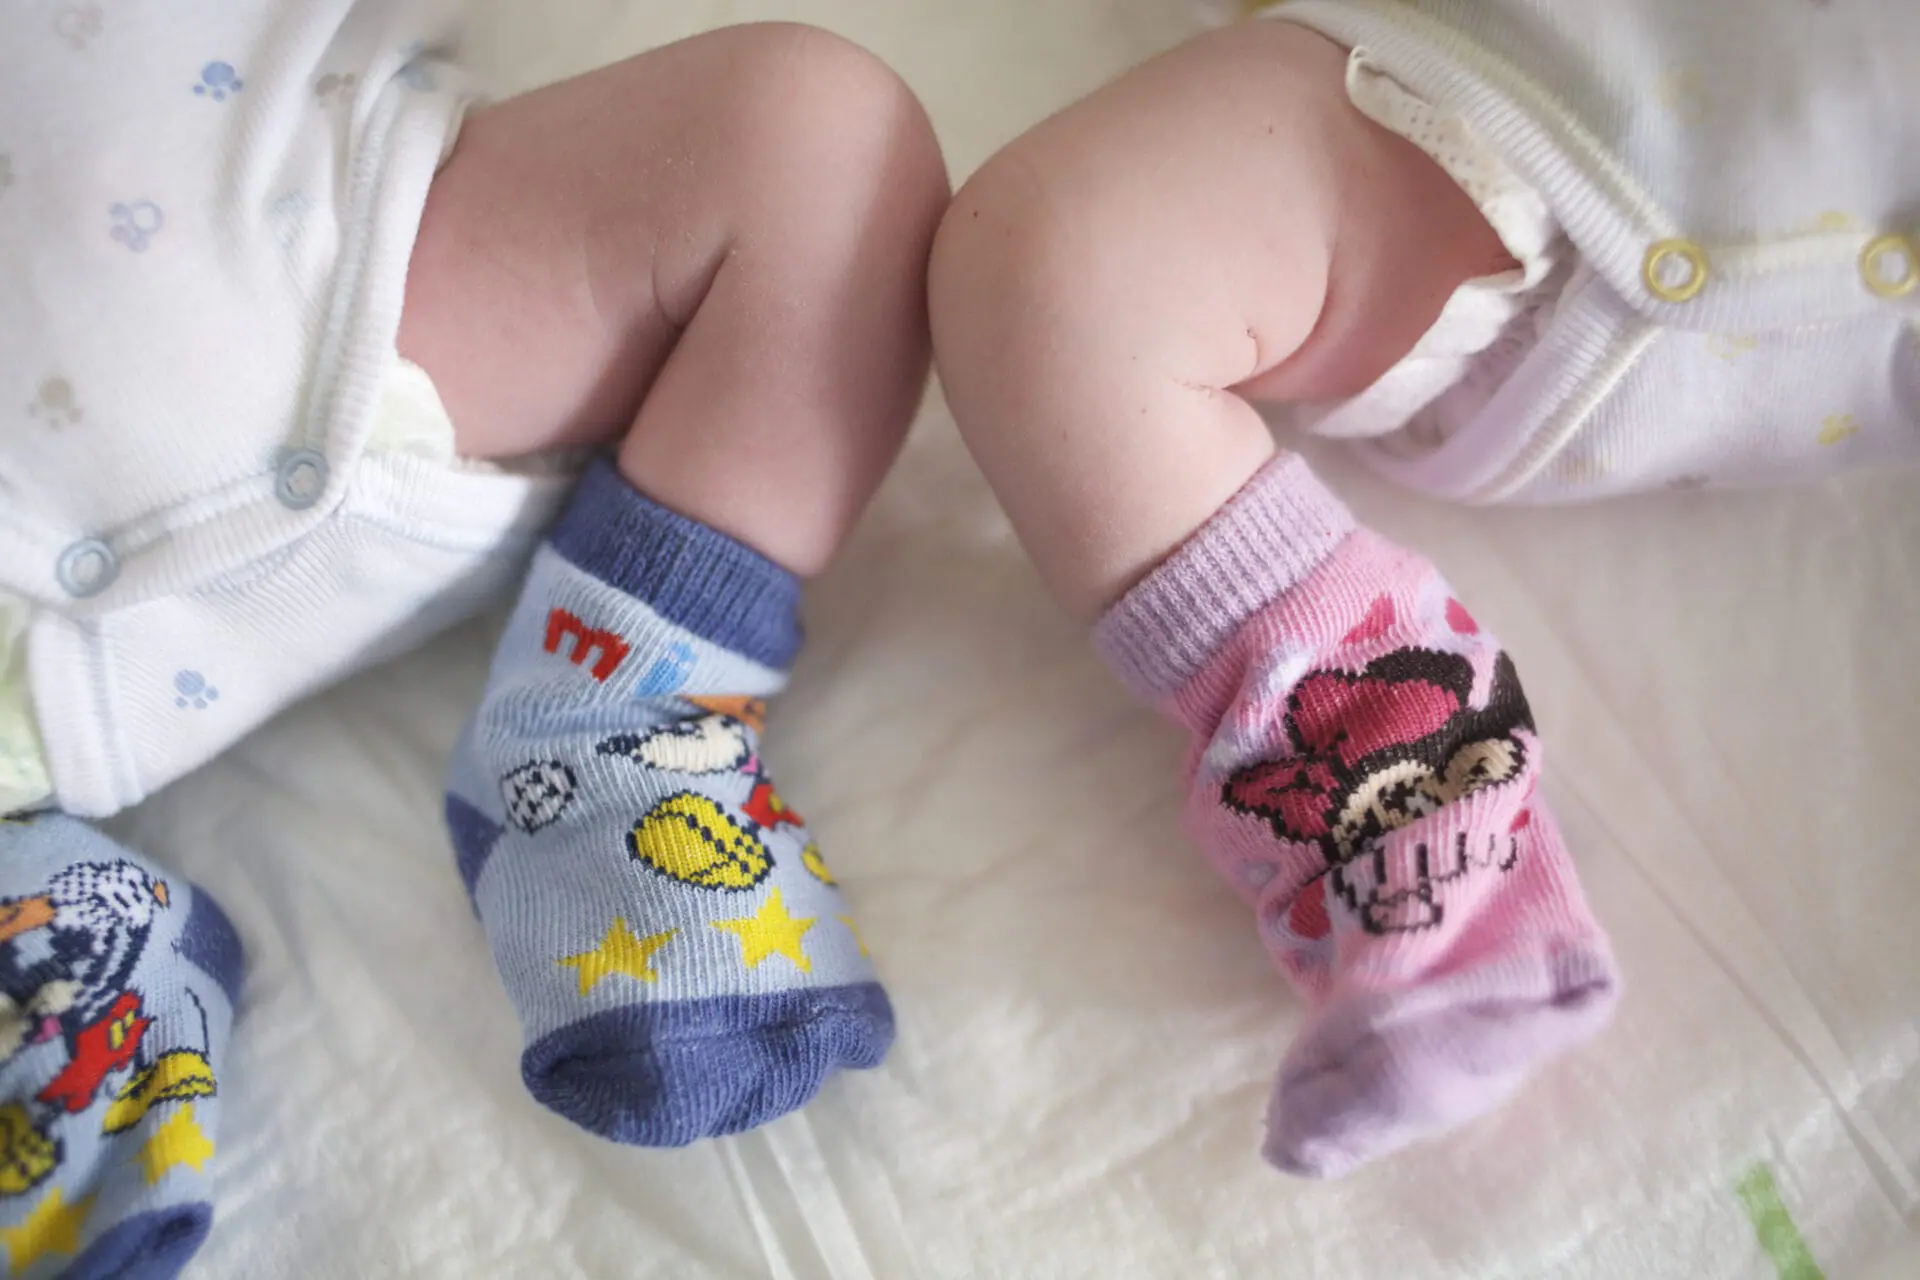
(1643, 239, 1708, 303)
(274, 448, 330, 510)
(55, 538, 119, 598)
(1860, 233, 1917, 300)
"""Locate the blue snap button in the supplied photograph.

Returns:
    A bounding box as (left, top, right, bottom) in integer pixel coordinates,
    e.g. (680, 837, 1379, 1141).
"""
(275, 448, 329, 510)
(55, 538, 119, 598)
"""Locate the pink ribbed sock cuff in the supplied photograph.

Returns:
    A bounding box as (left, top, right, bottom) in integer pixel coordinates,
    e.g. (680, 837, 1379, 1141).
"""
(1093, 453, 1355, 702)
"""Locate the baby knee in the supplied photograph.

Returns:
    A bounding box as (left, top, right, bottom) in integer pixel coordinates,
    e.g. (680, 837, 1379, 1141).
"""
(716, 24, 947, 237)
(930, 134, 1126, 374)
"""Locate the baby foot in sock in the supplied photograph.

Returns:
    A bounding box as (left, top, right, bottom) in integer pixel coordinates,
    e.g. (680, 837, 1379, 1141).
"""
(1096, 454, 1618, 1177)
(447, 460, 892, 1146)
(0, 813, 242, 1280)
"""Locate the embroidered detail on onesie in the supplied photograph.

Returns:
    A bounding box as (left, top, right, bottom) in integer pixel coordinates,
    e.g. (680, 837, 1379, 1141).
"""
(54, 6, 103, 51)
(1817, 414, 1859, 446)
(1706, 334, 1759, 361)
(312, 72, 358, 107)
(1653, 68, 1709, 123)
(171, 671, 219, 711)
(192, 63, 243, 101)
(107, 202, 164, 253)
(26, 379, 82, 427)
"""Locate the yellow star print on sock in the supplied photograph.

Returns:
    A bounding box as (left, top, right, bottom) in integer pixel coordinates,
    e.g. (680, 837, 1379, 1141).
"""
(712, 888, 814, 972)
(139, 1104, 216, 1184)
(1, 1187, 93, 1271)
(560, 919, 676, 995)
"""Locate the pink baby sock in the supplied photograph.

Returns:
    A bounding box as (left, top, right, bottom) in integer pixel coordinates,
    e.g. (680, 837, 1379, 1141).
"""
(1095, 453, 1618, 1178)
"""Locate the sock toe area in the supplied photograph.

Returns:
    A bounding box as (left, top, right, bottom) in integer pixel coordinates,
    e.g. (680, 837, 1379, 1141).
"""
(1265, 946, 1619, 1178)
(62, 1204, 212, 1280)
(523, 982, 894, 1146)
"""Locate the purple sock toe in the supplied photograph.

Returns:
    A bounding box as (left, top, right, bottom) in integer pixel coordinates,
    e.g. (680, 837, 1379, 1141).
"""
(1265, 948, 1619, 1177)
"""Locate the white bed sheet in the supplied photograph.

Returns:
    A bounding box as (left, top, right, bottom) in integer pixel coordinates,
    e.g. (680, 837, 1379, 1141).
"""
(108, 2, 1920, 1276)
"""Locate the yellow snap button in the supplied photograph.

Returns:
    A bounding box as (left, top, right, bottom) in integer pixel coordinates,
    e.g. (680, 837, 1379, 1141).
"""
(1643, 239, 1708, 303)
(1860, 233, 1917, 300)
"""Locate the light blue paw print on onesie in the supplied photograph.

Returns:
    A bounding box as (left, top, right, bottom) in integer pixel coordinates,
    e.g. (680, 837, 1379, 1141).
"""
(109, 200, 164, 252)
(174, 670, 220, 710)
(193, 62, 243, 101)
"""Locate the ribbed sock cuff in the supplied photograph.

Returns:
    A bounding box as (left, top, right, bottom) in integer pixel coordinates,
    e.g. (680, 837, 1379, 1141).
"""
(1093, 453, 1355, 700)
(549, 458, 804, 670)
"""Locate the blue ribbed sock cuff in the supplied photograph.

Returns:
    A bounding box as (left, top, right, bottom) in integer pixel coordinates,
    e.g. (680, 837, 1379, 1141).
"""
(548, 459, 804, 671)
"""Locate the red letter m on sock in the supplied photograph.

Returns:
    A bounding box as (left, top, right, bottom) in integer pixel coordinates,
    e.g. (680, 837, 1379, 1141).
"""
(543, 609, 630, 682)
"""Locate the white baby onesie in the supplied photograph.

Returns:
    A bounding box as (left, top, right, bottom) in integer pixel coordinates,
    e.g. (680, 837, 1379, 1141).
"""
(1260, 0, 1920, 503)
(0, 0, 571, 817)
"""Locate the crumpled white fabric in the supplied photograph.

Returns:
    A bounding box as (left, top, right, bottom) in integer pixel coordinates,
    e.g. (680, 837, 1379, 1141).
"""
(105, 2, 1920, 1276)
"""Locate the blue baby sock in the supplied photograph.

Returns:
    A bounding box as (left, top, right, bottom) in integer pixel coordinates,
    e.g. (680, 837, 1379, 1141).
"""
(0, 813, 241, 1280)
(447, 459, 893, 1145)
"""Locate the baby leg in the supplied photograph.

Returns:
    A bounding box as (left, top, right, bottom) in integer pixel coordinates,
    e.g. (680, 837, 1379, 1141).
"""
(931, 21, 1615, 1176)
(408, 25, 947, 1143)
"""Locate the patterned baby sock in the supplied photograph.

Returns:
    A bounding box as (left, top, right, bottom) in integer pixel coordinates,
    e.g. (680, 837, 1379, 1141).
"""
(447, 459, 892, 1146)
(1095, 454, 1619, 1178)
(0, 813, 241, 1280)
